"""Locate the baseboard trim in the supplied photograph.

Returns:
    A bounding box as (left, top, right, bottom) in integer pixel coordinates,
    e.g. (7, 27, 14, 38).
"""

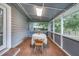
(48, 36, 71, 56)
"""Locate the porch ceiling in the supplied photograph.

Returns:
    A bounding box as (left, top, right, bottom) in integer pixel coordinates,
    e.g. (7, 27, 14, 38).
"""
(13, 3, 75, 22)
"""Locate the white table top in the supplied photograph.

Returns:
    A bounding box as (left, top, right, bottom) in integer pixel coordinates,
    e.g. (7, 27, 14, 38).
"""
(31, 33, 47, 45)
(32, 33, 47, 39)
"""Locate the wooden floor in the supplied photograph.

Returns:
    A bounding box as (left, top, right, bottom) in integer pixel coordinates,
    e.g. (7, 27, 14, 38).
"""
(3, 48, 19, 56)
(3, 37, 68, 56)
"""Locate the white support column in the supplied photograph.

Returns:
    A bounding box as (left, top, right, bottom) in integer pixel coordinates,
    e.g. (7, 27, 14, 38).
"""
(48, 22, 51, 31)
(60, 16, 64, 48)
(47, 22, 50, 37)
(53, 19, 55, 41)
(48, 21, 52, 38)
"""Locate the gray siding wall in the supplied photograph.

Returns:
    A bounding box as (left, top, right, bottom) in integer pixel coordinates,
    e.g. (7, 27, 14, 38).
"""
(28, 22, 35, 37)
(11, 5, 29, 47)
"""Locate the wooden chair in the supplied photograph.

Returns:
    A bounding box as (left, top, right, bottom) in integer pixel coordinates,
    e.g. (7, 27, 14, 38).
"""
(34, 39, 44, 54)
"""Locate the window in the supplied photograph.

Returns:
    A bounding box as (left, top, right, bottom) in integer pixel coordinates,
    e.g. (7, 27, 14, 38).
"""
(33, 22, 48, 31)
(63, 10, 79, 40)
(54, 18, 61, 33)
(51, 22, 53, 31)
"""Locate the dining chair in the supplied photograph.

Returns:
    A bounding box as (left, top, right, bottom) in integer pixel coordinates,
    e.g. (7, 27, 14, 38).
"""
(34, 39, 44, 55)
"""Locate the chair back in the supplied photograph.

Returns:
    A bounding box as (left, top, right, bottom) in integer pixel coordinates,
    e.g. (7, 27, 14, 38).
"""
(35, 39, 43, 46)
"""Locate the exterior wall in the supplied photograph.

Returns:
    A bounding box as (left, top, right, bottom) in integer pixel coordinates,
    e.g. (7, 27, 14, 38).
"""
(11, 5, 29, 48)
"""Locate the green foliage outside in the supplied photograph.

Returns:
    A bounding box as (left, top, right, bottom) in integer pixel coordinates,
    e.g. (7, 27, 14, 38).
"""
(55, 18, 61, 33)
(33, 22, 48, 30)
(64, 12, 79, 32)
(54, 11, 79, 35)
(50, 22, 53, 31)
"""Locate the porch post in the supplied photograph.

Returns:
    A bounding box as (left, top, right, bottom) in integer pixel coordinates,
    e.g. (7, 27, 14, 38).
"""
(48, 22, 51, 31)
(53, 19, 55, 41)
(60, 16, 64, 48)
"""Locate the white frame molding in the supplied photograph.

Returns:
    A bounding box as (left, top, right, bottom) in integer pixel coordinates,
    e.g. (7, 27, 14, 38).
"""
(0, 5, 6, 51)
(2, 3, 11, 48)
(0, 3, 11, 55)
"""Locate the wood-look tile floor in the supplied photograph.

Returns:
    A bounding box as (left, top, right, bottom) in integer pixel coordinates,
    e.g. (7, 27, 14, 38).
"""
(3, 37, 68, 56)
(3, 48, 19, 56)
(16, 37, 68, 56)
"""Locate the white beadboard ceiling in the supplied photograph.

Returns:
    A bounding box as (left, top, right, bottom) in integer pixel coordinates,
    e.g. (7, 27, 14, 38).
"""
(11, 3, 75, 22)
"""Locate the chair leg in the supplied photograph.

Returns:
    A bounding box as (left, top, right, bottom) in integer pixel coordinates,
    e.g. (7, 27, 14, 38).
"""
(34, 46, 36, 54)
(42, 46, 43, 52)
(40, 46, 43, 55)
(34, 45, 44, 55)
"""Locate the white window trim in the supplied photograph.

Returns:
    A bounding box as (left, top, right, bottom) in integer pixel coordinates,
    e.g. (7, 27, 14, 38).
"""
(0, 5, 6, 51)
(0, 3, 11, 55)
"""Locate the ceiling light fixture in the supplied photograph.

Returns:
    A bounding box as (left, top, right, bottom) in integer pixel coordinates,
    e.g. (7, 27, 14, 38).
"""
(36, 8, 43, 16)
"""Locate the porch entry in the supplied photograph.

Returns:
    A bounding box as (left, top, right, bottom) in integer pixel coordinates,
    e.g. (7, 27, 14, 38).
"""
(0, 5, 6, 51)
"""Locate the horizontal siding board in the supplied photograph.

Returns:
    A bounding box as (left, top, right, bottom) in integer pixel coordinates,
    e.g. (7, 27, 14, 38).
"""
(11, 5, 29, 47)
